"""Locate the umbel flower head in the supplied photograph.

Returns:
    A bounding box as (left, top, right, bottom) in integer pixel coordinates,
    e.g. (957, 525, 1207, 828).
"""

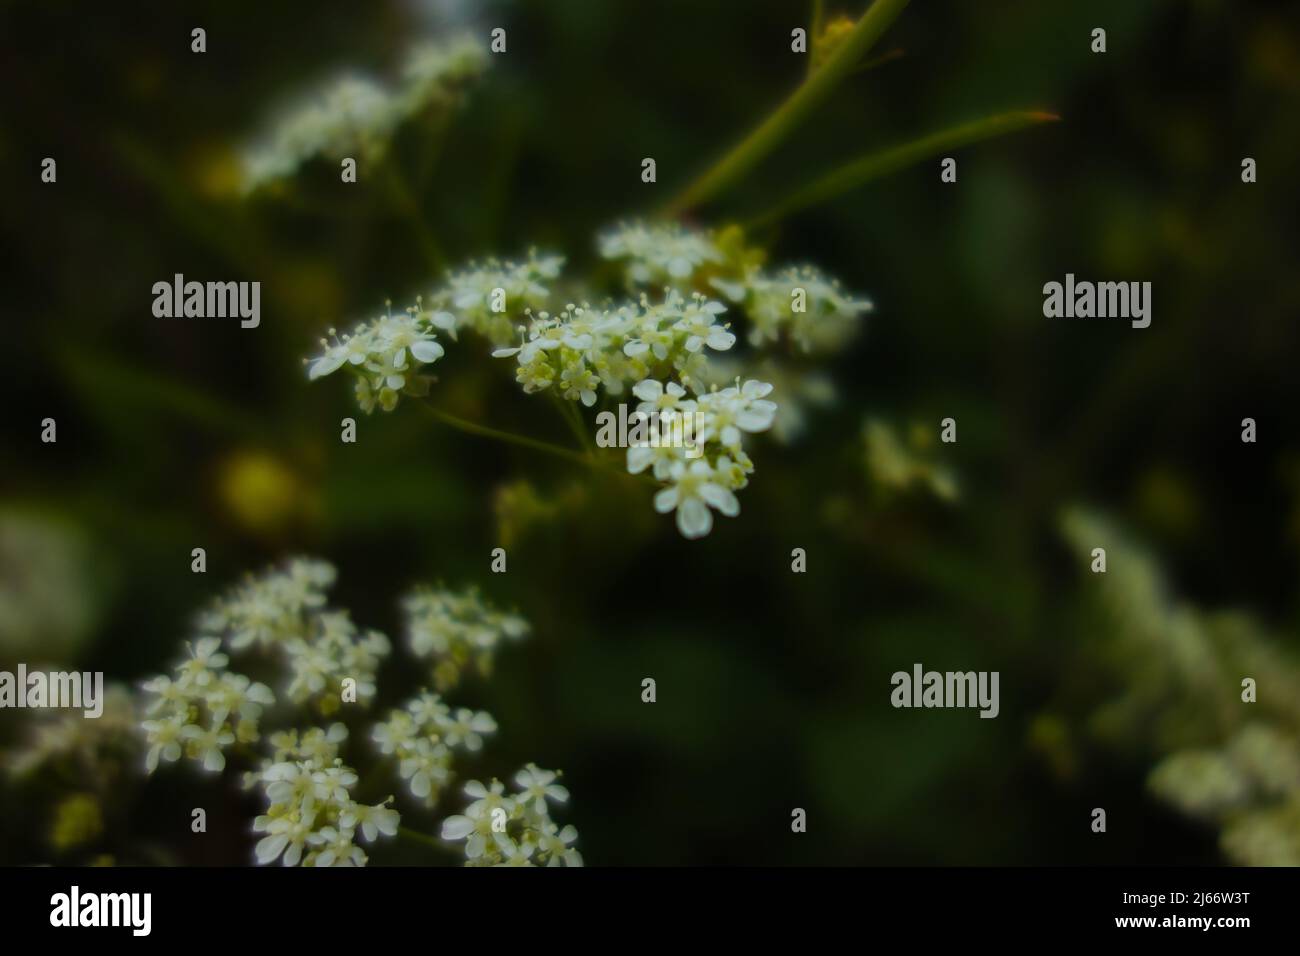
(244, 723, 401, 867)
(371, 690, 498, 804)
(625, 377, 778, 538)
(139, 559, 580, 867)
(440, 764, 583, 867)
(140, 637, 273, 773)
(240, 34, 487, 193)
(307, 299, 453, 413)
(307, 220, 871, 539)
(1059, 509, 1300, 865)
(193, 557, 390, 715)
(491, 290, 737, 405)
(403, 585, 529, 690)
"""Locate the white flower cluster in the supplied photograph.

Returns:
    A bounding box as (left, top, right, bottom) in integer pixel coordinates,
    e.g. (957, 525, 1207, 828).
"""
(197, 557, 335, 650)
(629, 377, 777, 538)
(713, 264, 873, 353)
(5, 685, 138, 782)
(307, 301, 453, 413)
(435, 251, 565, 347)
(245, 724, 400, 867)
(598, 220, 726, 286)
(599, 221, 872, 354)
(241, 35, 487, 192)
(195, 558, 390, 715)
(306, 220, 870, 538)
(307, 251, 565, 413)
(142, 561, 576, 868)
(140, 637, 274, 773)
(440, 765, 582, 866)
(698, 356, 836, 444)
(371, 691, 498, 803)
(491, 289, 736, 405)
(402, 585, 529, 690)
(283, 610, 390, 712)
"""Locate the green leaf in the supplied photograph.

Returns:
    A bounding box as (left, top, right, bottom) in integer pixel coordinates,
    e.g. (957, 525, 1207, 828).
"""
(747, 109, 1059, 226)
(662, 0, 913, 217)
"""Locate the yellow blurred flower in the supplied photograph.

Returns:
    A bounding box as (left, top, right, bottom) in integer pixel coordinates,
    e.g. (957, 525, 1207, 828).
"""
(189, 143, 245, 200)
(217, 451, 309, 536)
(50, 794, 103, 852)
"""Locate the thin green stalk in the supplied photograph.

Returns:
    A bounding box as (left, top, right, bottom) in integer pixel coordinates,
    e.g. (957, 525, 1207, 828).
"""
(848, 47, 906, 75)
(745, 110, 1060, 227)
(420, 402, 592, 466)
(662, 0, 912, 217)
(383, 162, 446, 274)
(421, 401, 659, 486)
(552, 392, 594, 455)
(398, 826, 445, 853)
(809, 0, 826, 77)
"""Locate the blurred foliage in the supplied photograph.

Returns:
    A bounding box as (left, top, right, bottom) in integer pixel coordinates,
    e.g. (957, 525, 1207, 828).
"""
(2, 0, 1299, 864)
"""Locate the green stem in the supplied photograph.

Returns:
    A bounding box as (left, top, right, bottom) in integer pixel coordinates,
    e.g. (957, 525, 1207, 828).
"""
(848, 47, 906, 75)
(552, 392, 594, 455)
(420, 402, 593, 465)
(421, 401, 659, 486)
(398, 826, 446, 853)
(810, 0, 826, 77)
(745, 109, 1060, 227)
(383, 162, 446, 274)
(661, 0, 912, 217)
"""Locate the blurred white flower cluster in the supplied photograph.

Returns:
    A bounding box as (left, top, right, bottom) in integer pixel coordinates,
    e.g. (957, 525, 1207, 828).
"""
(241, 35, 487, 193)
(403, 585, 529, 690)
(5, 685, 137, 781)
(195, 557, 390, 714)
(1059, 509, 1300, 865)
(140, 637, 274, 773)
(140, 560, 579, 867)
(862, 418, 959, 502)
(712, 264, 872, 353)
(308, 219, 871, 538)
(603, 222, 873, 354)
(440, 764, 582, 866)
(438, 252, 565, 347)
(372, 690, 497, 803)
(197, 556, 335, 650)
(245, 723, 400, 867)
(0, 510, 103, 662)
(599, 220, 726, 286)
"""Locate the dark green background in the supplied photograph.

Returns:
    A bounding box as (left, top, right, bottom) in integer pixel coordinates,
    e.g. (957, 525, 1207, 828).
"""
(2, 0, 1299, 865)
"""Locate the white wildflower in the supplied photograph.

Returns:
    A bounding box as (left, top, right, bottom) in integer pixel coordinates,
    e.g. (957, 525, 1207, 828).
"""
(306, 301, 448, 414)
(717, 264, 872, 353)
(514, 763, 570, 814)
(440, 769, 581, 867)
(241, 35, 488, 193)
(341, 800, 401, 843)
(403, 586, 529, 689)
(599, 221, 725, 286)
